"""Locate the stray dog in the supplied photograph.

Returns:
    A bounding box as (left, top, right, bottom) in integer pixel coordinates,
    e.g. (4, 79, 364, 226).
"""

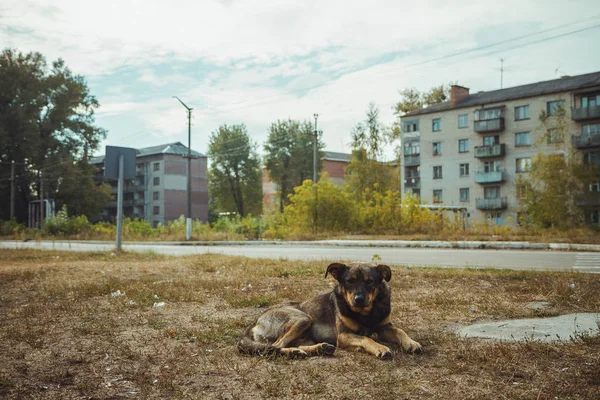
(237, 262, 422, 359)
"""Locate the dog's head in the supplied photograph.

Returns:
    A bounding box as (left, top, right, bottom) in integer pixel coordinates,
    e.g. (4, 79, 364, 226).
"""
(325, 262, 391, 314)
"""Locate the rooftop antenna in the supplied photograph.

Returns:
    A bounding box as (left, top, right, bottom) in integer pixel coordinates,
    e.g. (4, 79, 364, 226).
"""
(500, 58, 504, 89)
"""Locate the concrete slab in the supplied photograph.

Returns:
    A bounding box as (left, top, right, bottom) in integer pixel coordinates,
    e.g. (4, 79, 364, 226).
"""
(458, 313, 600, 342)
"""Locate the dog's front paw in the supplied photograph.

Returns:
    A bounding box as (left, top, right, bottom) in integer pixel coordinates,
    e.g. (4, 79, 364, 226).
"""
(404, 339, 422, 354)
(317, 343, 336, 356)
(375, 346, 393, 360)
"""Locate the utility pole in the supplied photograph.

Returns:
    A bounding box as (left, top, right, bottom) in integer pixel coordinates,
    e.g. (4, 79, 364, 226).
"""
(10, 160, 15, 219)
(173, 96, 193, 241)
(39, 168, 44, 229)
(313, 114, 318, 183)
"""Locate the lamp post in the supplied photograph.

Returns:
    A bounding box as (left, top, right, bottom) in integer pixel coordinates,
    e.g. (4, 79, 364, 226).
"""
(173, 96, 193, 241)
(313, 114, 318, 183)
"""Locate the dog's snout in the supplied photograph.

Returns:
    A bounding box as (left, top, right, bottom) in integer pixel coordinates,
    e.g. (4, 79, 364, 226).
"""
(354, 293, 365, 305)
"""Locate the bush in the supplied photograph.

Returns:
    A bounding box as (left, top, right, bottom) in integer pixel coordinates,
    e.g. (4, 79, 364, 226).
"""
(0, 218, 25, 236)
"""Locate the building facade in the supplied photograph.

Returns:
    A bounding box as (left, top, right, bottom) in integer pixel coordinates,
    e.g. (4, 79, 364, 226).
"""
(90, 142, 208, 225)
(262, 151, 353, 208)
(401, 72, 600, 226)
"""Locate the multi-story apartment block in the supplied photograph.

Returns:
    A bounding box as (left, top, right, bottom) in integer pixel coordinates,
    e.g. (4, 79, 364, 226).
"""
(262, 151, 353, 208)
(90, 142, 208, 225)
(401, 71, 600, 226)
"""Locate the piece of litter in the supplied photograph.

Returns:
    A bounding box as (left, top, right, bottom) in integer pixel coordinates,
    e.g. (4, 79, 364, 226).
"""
(247, 283, 252, 289)
(128, 300, 136, 305)
(153, 294, 159, 299)
(153, 379, 158, 385)
(569, 283, 575, 289)
(241, 287, 247, 292)
(153, 302, 166, 307)
(111, 290, 123, 297)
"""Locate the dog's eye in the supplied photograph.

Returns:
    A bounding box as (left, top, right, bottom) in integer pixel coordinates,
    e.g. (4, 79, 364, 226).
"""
(347, 277, 356, 284)
(366, 279, 374, 285)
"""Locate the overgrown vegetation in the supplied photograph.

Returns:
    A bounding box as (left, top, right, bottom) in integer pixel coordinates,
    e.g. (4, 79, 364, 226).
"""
(1, 179, 600, 243)
(0, 250, 598, 399)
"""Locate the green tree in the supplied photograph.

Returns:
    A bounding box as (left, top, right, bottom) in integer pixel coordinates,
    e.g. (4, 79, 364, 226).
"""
(264, 119, 324, 212)
(0, 48, 110, 222)
(346, 103, 400, 199)
(516, 101, 595, 229)
(208, 124, 262, 217)
(393, 84, 451, 134)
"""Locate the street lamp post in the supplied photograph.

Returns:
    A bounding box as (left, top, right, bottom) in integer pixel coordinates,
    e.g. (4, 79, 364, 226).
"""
(173, 96, 193, 241)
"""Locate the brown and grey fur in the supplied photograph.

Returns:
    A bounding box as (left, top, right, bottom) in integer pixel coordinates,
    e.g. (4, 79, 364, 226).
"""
(237, 262, 422, 359)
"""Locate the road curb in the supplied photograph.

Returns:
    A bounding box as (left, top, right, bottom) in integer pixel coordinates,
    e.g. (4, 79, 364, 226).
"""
(5, 239, 600, 252)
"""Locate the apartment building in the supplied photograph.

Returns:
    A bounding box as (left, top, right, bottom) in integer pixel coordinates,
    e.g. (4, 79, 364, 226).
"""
(90, 142, 208, 225)
(262, 151, 353, 208)
(401, 71, 600, 226)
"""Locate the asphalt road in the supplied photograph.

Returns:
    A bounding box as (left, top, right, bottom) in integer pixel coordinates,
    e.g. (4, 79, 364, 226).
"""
(2, 240, 599, 273)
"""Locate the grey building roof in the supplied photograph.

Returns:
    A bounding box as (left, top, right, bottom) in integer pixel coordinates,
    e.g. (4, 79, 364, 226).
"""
(403, 71, 600, 117)
(89, 142, 205, 165)
(324, 151, 353, 162)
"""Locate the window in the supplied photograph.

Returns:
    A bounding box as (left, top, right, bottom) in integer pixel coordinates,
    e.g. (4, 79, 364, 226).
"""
(515, 131, 531, 147)
(547, 128, 563, 144)
(153, 206, 160, 215)
(591, 210, 600, 224)
(404, 141, 420, 156)
(153, 191, 159, 201)
(458, 114, 468, 128)
(153, 177, 160, 186)
(433, 142, 442, 156)
(433, 166, 443, 179)
(581, 94, 600, 108)
(458, 139, 469, 153)
(403, 120, 419, 132)
(459, 163, 469, 177)
(433, 190, 443, 203)
(484, 160, 501, 173)
(432, 118, 441, 132)
(475, 108, 502, 121)
(514, 105, 530, 120)
(153, 162, 160, 171)
(412, 188, 421, 198)
(483, 135, 500, 146)
(585, 152, 600, 166)
(459, 188, 470, 202)
(405, 166, 420, 178)
(582, 124, 600, 136)
(516, 157, 531, 172)
(487, 212, 502, 225)
(546, 100, 564, 116)
(484, 186, 500, 199)
(590, 182, 600, 192)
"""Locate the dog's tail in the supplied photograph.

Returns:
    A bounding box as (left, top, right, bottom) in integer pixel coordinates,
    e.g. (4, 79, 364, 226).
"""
(237, 325, 280, 356)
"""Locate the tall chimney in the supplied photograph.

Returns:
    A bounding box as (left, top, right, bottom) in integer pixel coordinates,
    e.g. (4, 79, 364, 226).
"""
(451, 85, 470, 106)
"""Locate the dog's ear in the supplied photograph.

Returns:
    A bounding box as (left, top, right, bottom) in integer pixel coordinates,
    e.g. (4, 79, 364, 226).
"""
(325, 263, 347, 281)
(376, 264, 392, 282)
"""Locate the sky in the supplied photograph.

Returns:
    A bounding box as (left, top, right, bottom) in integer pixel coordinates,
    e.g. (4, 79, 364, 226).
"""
(2, 0, 600, 160)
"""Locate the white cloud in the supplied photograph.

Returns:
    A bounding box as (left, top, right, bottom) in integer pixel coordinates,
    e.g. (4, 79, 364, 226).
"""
(2, 0, 599, 159)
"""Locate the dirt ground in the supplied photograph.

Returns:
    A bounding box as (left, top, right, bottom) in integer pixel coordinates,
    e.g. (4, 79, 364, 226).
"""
(0, 249, 599, 399)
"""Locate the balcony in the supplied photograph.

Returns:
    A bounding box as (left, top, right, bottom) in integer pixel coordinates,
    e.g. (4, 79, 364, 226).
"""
(474, 143, 506, 159)
(404, 177, 420, 188)
(474, 118, 505, 133)
(572, 133, 600, 149)
(404, 154, 421, 166)
(475, 170, 506, 184)
(576, 192, 600, 207)
(572, 105, 600, 121)
(476, 197, 508, 210)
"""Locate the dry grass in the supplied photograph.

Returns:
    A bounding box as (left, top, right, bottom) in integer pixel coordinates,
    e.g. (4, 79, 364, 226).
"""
(1, 249, 599, 399)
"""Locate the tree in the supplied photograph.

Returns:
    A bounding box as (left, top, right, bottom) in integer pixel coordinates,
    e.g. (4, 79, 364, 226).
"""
(264, 119, 324, 212)
(346, 103, 400, 198)
(516, 101, 596, 229)
(208, 124, 262, 217)
(394, 84, 451, 117)
(0, 48, 110, 222)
